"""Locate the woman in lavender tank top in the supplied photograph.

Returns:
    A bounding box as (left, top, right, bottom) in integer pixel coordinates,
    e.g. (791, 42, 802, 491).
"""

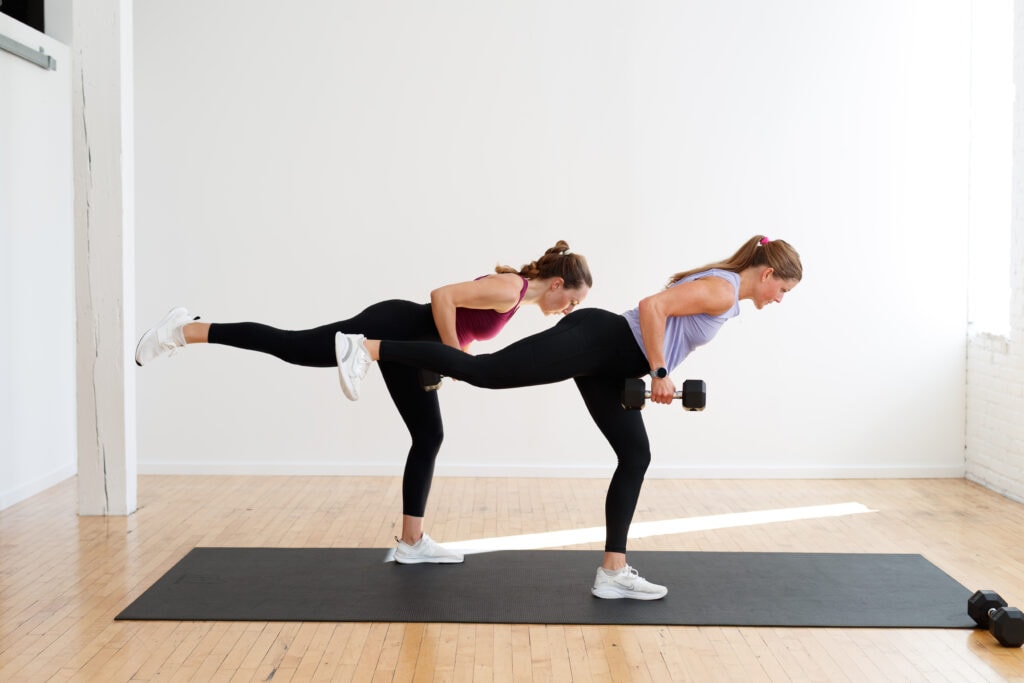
(134, 241, 592, 565)
(340, 236, 802, 600)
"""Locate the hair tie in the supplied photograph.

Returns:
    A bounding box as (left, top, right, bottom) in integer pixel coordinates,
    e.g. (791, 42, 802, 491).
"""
(759, 237, 770, 246)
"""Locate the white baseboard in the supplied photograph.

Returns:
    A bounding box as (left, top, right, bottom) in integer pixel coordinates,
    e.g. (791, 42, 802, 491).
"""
(138, 461, 967, 479)
(965, 473, 1024, 505)
(0, 464, 77, 512)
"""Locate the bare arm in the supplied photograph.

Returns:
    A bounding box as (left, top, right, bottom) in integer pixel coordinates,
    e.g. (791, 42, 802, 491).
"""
(430, 273, 524, 349)
(636, 276, 735, 404)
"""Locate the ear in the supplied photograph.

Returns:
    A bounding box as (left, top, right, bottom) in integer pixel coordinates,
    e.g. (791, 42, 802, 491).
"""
(551, 278, 563, 289)
(761, 267, 775, 281)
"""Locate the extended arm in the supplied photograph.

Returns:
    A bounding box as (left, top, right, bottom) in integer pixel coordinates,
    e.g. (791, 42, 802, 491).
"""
(429, 273, 524, 349)
(636, 276, 735, 404)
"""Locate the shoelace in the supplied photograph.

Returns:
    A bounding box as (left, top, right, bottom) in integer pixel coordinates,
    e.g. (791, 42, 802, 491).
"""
(157, 332, 182, 356)
(159, 314, 197, 355)
(612, 566, 652, 588)
(616, 566, 640, 580)
(353, 346, 371, 379)
(420, 539, 461, 559)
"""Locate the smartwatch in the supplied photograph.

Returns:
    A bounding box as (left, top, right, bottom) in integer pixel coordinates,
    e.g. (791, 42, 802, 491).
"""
(649, 367, 668, 379)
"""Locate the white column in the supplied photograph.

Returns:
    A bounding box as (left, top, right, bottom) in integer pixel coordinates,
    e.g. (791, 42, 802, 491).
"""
(72, 0, 137, 515)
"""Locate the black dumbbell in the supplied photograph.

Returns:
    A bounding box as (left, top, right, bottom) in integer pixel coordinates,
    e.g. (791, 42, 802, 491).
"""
(968, 589, 1024, 648)
(419, 369, 443, 392)
(621, 377, 706, 411)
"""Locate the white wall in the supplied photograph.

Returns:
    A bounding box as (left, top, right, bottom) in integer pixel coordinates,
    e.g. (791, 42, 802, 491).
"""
(134, 1, 971, 478)
(0, 14, 76, 510)
(966, 1, 1024, 503)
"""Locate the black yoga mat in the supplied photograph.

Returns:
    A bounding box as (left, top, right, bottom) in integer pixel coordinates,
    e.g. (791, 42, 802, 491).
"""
(116, 548, 977, 627)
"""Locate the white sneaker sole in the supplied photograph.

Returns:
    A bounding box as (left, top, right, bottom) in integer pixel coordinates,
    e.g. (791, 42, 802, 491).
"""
(335, 332, 359, 400)
(591, 586, 667, 600)
(134, 329, 156, 367)
(394, 554, 464, 565)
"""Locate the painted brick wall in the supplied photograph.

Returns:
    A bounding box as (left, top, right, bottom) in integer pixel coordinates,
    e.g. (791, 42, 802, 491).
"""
(965, 3, 1024, 503)
(967, 332, 1024, 503)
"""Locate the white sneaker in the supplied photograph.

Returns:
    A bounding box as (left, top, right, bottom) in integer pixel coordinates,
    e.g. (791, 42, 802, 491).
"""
(591, 565, 668, 600)
(393, 533, 464, 564)
(135, 307, 194, 366)
(335, 332, 371, 400)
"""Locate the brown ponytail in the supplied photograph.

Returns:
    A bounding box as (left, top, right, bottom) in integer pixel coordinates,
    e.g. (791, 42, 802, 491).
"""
(496, 240, 594, 289)
(667, 235, 802, 287)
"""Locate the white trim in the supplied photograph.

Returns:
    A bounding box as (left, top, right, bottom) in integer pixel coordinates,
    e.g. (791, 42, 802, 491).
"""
(138, 462, 966, 479)
(0, 465, 77, 511)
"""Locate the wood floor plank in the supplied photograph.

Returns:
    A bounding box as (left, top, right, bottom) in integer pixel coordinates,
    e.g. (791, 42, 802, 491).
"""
(3, 476, 1024, 680)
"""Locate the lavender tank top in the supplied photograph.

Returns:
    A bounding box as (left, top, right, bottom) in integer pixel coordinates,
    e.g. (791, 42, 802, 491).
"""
(622, 268, 741, 372)
(454, 276, 528, 347)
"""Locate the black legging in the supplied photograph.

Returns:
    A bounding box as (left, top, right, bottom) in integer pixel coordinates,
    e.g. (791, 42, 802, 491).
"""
(378, 308, 651, 553)
(208, 300, 443, 517)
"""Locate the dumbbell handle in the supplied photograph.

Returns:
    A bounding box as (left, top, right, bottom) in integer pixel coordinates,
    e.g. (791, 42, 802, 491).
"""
(644, 390, 687, 400)
(621, 377, 705, 411)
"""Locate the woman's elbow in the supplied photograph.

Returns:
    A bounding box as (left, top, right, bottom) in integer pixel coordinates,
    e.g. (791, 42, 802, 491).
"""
(637, 297, 660, 319)
(430, 289, 450, 308)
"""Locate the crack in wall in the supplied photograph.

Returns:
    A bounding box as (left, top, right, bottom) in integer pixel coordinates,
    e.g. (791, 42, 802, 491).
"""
(80, 55, 110, 514)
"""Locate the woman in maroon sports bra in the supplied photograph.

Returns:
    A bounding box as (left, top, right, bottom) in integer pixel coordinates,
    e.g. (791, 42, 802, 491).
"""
(134, 241, 592, 564)
(338, 236, 802, 600)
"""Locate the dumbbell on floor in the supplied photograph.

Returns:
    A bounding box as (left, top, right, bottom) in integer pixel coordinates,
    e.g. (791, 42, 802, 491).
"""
(621, 377, 706, 411)
(968, 589, 1024, 648)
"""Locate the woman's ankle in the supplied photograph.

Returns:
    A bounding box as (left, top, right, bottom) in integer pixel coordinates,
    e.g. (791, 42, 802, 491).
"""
(183, 322, 210, 344)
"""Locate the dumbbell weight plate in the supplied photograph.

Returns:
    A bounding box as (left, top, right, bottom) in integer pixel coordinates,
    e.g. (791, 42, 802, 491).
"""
(990, 606, 1024, 648)
(621, 378, 647, 410)
(969, 589, 1007, 629)
(418, 369, 443, 392)
(681, 379, 706, 411)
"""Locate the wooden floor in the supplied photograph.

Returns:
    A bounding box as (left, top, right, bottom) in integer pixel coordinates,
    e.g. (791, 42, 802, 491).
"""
(2, 476, 1024, 682)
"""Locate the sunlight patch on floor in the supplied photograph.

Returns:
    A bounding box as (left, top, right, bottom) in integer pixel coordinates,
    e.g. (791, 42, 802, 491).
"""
(439, 502, 876, 555)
